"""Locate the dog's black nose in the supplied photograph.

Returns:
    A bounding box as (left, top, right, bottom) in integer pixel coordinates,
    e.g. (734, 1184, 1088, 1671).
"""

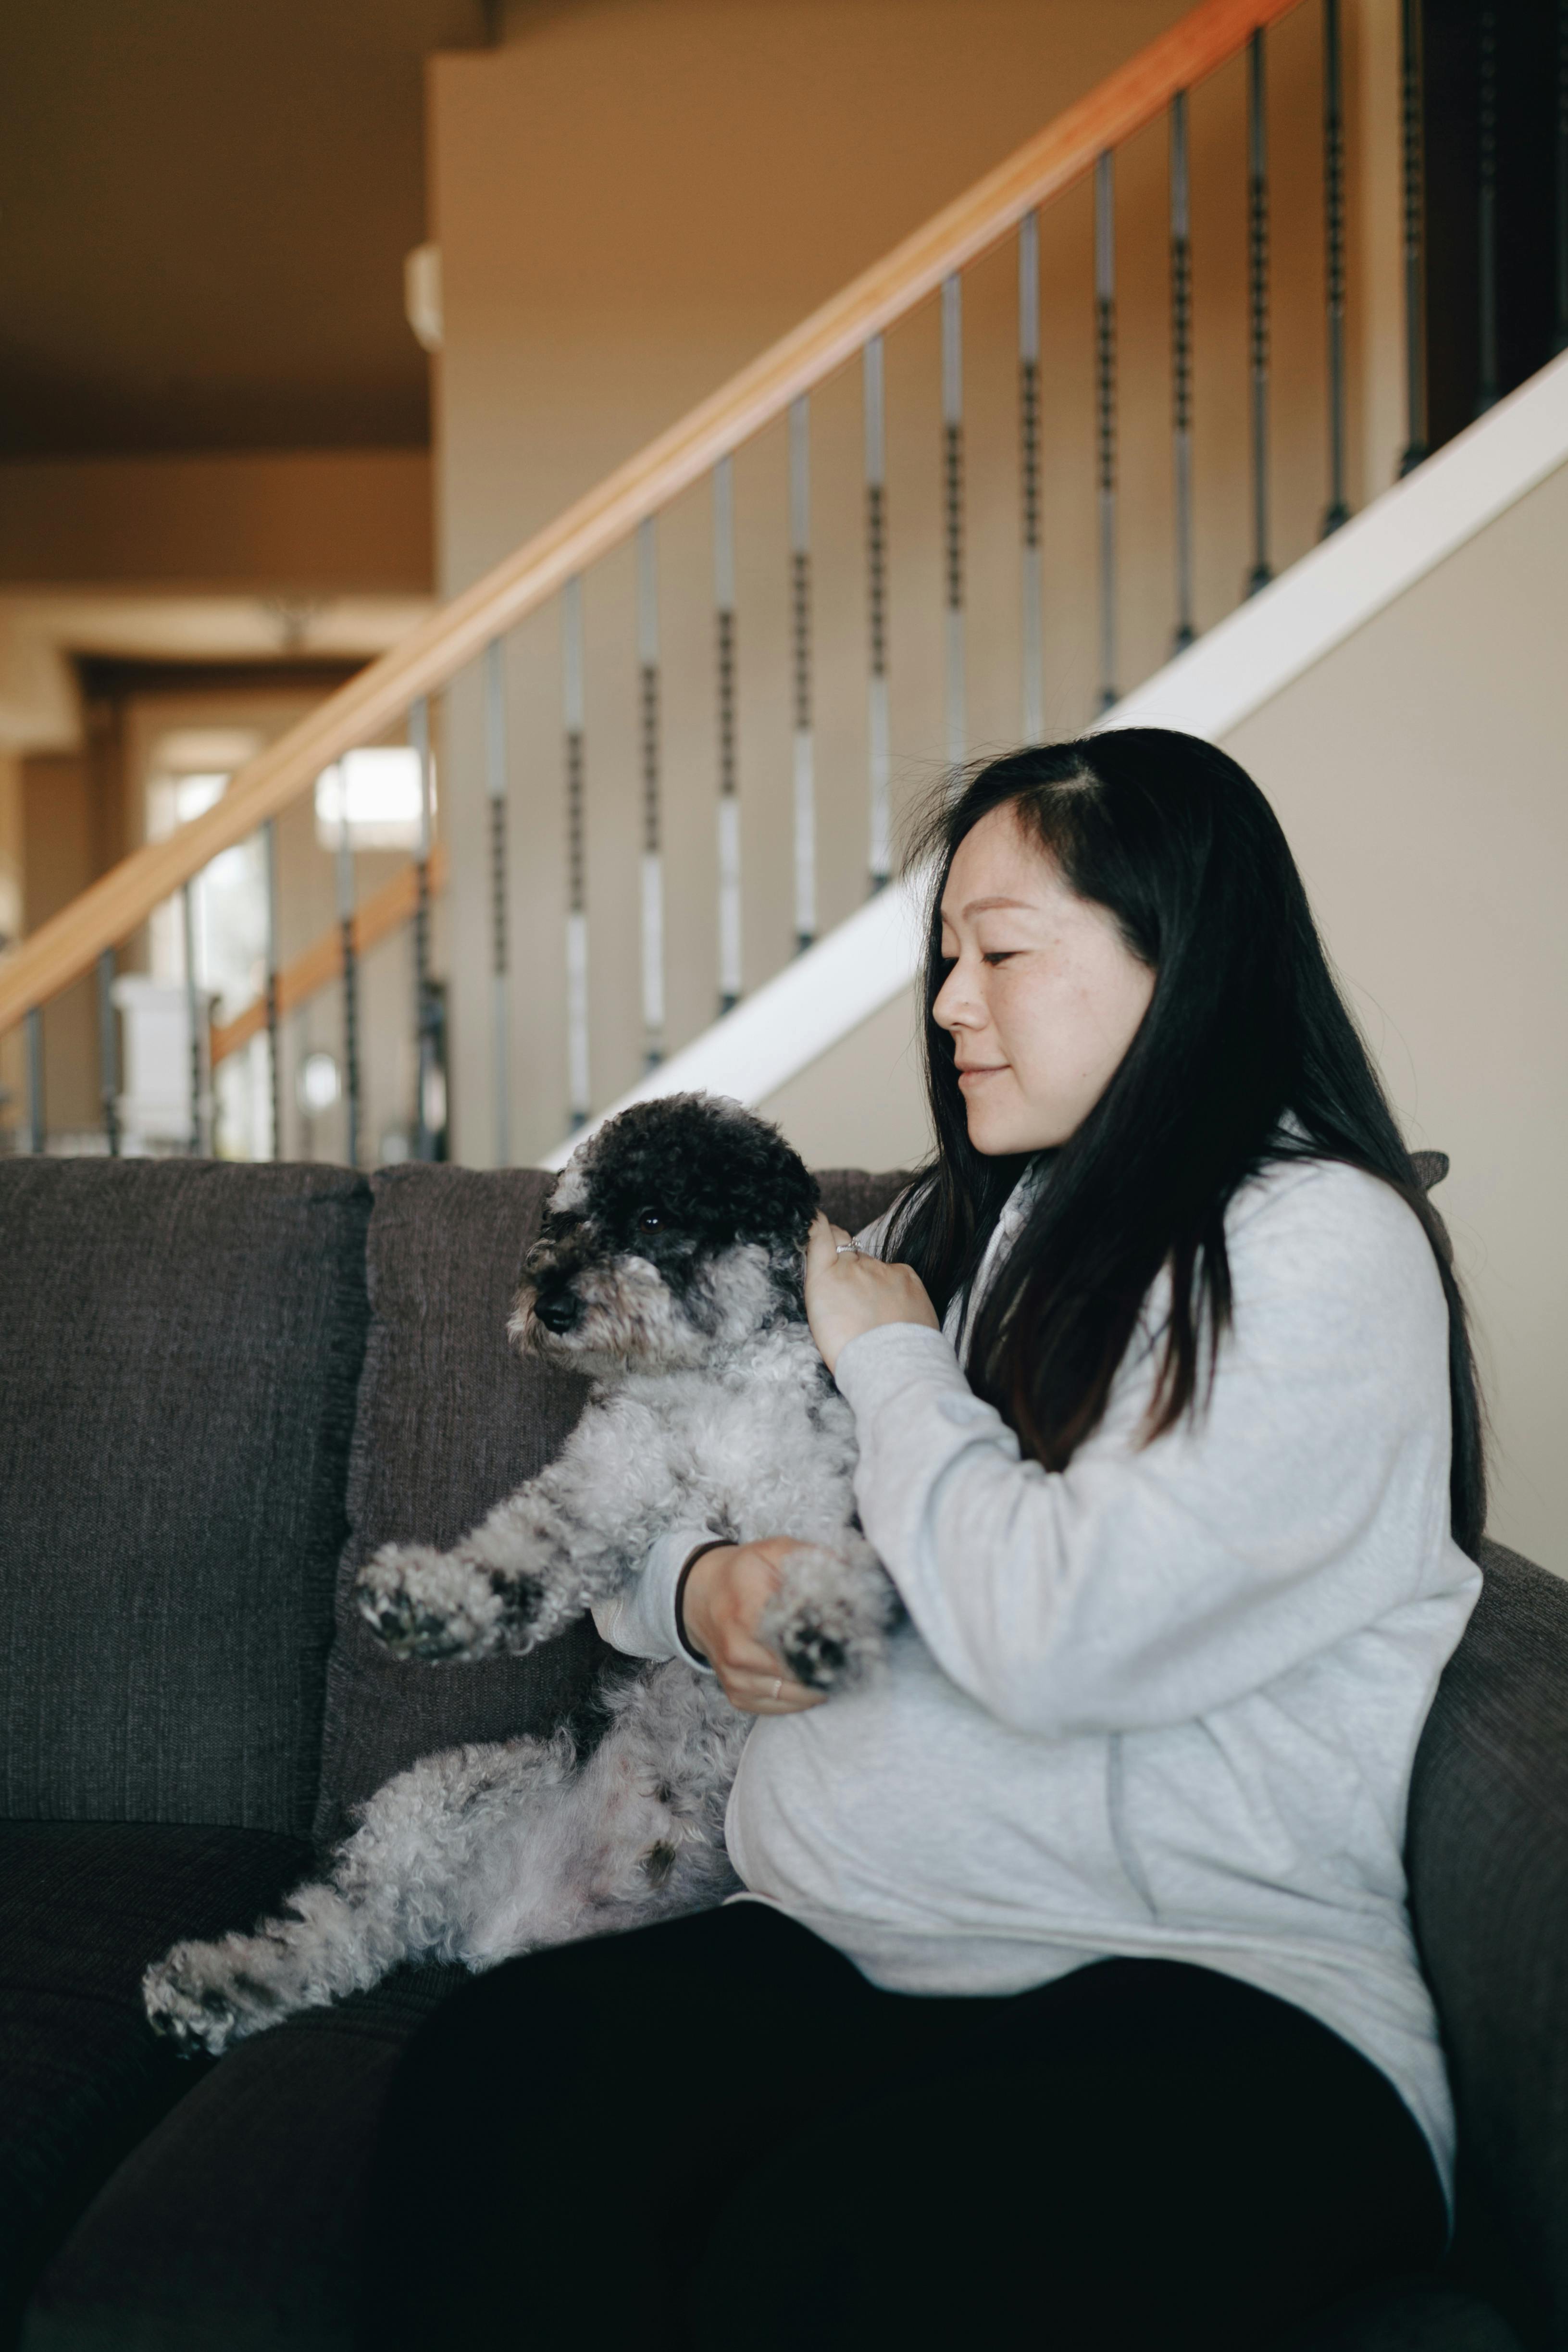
(532, 1288, 581, 1335)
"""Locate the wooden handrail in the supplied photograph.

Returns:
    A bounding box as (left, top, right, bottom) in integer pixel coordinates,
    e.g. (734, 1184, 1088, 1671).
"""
(208, 842, 449, 1067)
(0, 0, 1301, 1038)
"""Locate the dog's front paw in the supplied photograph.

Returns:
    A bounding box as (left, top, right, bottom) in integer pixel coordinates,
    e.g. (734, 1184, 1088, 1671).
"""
(143, 1941, 284, 2058)
(356, 1542, 530, 1662)
(759, 1542, 902, 1693)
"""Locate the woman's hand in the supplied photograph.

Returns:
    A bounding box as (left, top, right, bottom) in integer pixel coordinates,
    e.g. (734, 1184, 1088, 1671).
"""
(680, 1539, 825, 1715)
(804, 1212, 940, 1375)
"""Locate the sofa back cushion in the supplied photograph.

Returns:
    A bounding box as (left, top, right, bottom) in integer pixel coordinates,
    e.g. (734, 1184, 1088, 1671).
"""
(0, 1159, 370, 1836)
(1407, 1537, 1568, 2346)
(312, 1161, 912, 1849)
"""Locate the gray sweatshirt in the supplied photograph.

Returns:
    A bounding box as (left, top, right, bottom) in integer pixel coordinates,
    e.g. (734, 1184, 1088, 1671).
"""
(594, 1153, 1481, 2198)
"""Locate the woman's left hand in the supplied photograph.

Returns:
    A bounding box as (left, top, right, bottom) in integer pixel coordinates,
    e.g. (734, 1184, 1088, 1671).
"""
(804, 1211, 940, 1375)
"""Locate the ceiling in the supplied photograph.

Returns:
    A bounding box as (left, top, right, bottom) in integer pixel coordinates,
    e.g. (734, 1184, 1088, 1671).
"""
(0, 0, 495, 459)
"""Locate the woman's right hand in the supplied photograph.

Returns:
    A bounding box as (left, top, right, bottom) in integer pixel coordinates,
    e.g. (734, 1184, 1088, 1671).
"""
(680, 1540, 826, 1716)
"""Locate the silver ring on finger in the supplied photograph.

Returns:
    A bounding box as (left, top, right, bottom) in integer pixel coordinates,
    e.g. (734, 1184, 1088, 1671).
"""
(772, 1676, 783, 1701)
(835, 1239, 862, 1257)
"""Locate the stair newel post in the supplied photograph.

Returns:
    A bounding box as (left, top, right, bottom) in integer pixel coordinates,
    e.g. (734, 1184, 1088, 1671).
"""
(333, 772, 361, 1171)
(23, 1005, 44, 1156)
(941, 274, 966, 774)
(483, 639, 512, 1160)
(713, 457, 742, 1015)
(263, 817, 282, 1160)
(1476, 3, 1500, 417)
(863, 335, 890, 894)
(97, 947, 120, 1158)
(1398, 0, 1429, 475)
(636, 521, 664, 1070)
(1321, 0, 1351, 537)
(1169, 90, 1196, 650)
(410, 695, 441, 1162)
(1095, 151, 1119, 713)
(1245, 29, 1273, 596)
(1019, 211, 1045, 738)
(182, 880, 204, 1157)
(789, 397, 816, 953)
(562, 579, 591, 1130)
(1556, 0, 1568, 357)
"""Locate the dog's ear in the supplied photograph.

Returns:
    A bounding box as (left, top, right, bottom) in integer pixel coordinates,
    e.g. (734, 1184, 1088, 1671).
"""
(725, 1124, 819, 1254)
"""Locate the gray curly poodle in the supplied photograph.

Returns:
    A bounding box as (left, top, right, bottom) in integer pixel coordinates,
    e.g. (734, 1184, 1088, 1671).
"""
(143, 1095, 897, 2054)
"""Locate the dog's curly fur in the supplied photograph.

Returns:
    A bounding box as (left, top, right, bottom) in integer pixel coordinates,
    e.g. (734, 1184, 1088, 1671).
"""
(143, 1095, 898, 2055)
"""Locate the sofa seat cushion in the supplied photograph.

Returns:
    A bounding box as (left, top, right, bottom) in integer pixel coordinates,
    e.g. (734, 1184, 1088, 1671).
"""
(312, 1161, 913, 1850)
(22, 1964, 463, 2352)
(0, 1821, 311, 2337)
(0, 1159, 371, 1837)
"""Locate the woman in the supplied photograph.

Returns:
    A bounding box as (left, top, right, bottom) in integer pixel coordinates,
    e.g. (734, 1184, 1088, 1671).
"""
(364, 732, 1482, 2352)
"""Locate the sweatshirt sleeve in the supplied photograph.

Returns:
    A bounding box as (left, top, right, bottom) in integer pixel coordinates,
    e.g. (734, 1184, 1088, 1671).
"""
(833, 1162, 1469, 1737)
(591, 1526, 715, 1670)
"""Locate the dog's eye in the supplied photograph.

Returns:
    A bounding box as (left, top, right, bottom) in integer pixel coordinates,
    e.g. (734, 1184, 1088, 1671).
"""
(637, 1207, 662, 1233)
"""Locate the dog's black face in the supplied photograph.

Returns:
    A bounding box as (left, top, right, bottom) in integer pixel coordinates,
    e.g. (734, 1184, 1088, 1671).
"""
(514, 1094, 821, 1374)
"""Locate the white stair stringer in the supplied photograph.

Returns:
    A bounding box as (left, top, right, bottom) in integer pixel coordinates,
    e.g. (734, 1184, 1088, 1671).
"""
(541, 348, 1568, 1172)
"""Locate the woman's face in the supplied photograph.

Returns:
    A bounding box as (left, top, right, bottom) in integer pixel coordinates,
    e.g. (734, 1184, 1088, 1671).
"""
(933, 803, 1156, 1156)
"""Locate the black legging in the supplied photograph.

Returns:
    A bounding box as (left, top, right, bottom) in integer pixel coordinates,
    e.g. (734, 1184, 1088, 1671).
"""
(361, 1902, 1444, 2352)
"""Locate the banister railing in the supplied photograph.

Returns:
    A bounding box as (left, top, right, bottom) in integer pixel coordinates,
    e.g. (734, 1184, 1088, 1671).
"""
(0, 0, 1302, 1047)
(12, 0, 1530, 1170)
(208, 844, 449, 1071)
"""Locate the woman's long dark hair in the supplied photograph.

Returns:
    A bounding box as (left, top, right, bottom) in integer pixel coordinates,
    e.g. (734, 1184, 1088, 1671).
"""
(887, 731, 1486, 1556)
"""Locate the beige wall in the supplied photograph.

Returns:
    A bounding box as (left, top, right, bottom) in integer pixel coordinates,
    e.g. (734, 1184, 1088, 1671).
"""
(429, 0, 1404, 1171)
(0, 450, 432, 594)
(761, 455, 1568, 1573)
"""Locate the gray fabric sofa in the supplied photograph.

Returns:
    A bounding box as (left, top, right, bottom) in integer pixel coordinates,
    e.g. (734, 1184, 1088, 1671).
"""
(0, 1155, 1561, 2352)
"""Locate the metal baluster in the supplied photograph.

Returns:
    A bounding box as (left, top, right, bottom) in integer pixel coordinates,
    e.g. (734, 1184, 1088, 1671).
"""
(97, 947, 120, 1156)
(863, 336, 890, 892)
(562, 579, 590, 1127)
(636, 521, 665, 1068)
(1246, 31, 1273, 595)
(1398, 0, 1429, 474)
(24, 1005, 44, 1155)
(263, 817, 282, 1159)
(1019, 213, 1044, 737)
(411, 696, 438, 1161)
(182, 881, 203, 1155)
(942, 275, 966, 772)
(484, 639, 512, 1160)
(713, 457, 741, 1014)
(1321, 0, 1351, 535)
(1095, 152, 1119, 713)
(1476, 4, 1500, 416)
(1556, 0, 1568, 356)
(1170, 92, 1196, 651)
(293, 1008, 313, 1163)
(789, 397, 816, 952)
(335, 772, 360, 1170)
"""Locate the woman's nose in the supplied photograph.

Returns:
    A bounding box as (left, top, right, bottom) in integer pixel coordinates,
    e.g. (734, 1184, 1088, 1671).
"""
(932, 961, 977, 1031)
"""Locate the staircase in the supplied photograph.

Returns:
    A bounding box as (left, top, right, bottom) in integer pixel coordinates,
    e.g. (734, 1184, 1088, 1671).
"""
(2, 0, 1565, 1176)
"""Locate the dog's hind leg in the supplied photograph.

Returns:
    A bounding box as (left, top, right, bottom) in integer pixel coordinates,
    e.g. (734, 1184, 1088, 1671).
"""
(456, 1661, 748, 1961)
(144, 1667, 745, 2056)
(142, 1731, 580, 2056)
